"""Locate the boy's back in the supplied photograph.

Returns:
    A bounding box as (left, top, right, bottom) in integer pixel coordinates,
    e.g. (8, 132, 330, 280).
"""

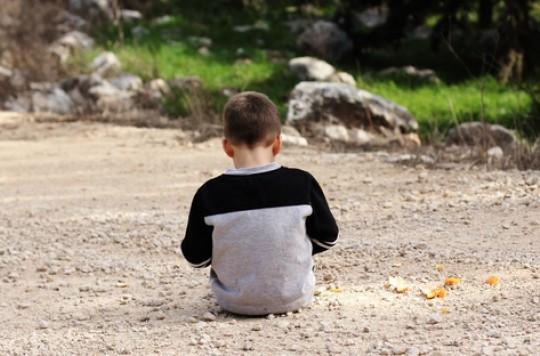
(182, 162, 338, 315)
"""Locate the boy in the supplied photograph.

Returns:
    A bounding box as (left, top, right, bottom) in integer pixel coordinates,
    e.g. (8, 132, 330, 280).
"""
(181, 91, 338, 316)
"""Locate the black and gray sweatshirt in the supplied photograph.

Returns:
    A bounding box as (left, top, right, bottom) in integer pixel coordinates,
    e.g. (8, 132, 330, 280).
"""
(181, 162, 339, 315)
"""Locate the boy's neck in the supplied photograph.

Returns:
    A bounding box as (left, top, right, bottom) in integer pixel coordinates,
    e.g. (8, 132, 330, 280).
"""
(232, 145, 275, 169)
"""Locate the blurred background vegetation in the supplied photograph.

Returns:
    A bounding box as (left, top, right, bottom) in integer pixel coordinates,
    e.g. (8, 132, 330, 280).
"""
(70, 0, 540, 139)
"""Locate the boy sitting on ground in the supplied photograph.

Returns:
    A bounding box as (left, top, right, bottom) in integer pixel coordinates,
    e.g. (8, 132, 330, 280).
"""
(181, 91, 339, 315)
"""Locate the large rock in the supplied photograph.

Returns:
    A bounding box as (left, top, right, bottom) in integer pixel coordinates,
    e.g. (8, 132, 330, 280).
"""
(90, 52, 121, 77)
(31, 87, 74, 114)
(287, 81, 418, 134)
(446, 122, 517, 150)
(296, 21, 353, 61)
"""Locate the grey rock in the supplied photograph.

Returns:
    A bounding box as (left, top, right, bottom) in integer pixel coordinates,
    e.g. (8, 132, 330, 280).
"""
(297, 20, 353, 61)
(287, 81, 418, 134)
(110, 74, 143, 92)
(447, 122, 517, 150)
(90, 52, 121, 77)
(3, 95, 32, 113)
(32, 87, 74, 114)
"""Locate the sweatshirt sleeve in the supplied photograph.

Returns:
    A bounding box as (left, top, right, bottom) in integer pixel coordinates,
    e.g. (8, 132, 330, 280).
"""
(181, 189, 213, 268)
(306, 175, 339, 255)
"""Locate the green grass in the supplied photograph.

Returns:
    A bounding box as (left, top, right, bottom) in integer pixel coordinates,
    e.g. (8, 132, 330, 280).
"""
(78, 5, 538, 139)
(357, 75, 534, 137)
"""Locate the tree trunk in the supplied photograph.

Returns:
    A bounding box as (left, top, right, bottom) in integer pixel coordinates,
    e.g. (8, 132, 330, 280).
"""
(478, 0, 494, 28)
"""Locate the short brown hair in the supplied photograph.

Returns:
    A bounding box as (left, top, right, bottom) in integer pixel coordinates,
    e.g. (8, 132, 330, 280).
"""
(223, 91, 281, 147)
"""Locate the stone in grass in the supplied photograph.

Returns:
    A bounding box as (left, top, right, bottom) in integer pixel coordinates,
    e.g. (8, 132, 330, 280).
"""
(90, 52, 121, 77)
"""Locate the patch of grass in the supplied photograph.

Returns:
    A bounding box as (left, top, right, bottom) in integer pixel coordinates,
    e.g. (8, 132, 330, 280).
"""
(357, 75, 534, 138)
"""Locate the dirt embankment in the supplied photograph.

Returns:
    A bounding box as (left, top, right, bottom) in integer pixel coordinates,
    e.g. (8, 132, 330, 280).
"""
(0, 118, 539, 355)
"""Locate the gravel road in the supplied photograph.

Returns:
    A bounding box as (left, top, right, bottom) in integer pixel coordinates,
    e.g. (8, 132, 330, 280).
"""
(0, 118, 539, 355)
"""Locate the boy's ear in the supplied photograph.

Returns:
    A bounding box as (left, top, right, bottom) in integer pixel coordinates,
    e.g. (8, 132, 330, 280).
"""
(272, 135, 282, 156)
(222, 138, 234, 158)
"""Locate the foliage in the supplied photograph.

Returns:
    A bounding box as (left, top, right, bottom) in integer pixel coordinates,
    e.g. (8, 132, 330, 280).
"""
(83, 1, 540, 139)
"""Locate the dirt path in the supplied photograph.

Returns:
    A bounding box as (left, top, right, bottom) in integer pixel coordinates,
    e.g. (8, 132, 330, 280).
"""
(0, 118, 539, 355)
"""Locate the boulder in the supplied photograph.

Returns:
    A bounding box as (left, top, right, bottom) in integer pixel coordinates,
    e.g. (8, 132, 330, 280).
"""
(88, 81, 133, 111)
(31, 87, 74, 114)
(446, 122, 517, 150)
(289, 57, 336, 81)
(110, 74, 143, 92)
(297, 21, 353, 61)
(90, 52, 121, 77)
(287, 81, 418, 134)
(3, 96, 32, 113)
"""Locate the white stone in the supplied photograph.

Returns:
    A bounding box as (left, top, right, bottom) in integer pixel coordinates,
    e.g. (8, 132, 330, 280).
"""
(353, 129, 373, 145)
(90, 52, 121, 77)
(324, 125, 349, 142)
(289, 57, 335, 81)
(0, 65, 13, 78)
(282, 134, 308, 146)
(487, 146, 504, 160)
(329, 71, 356, 86)
(110, 74, 143, 92)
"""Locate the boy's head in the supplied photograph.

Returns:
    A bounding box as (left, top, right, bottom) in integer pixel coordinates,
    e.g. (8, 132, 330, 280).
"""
(223, 91, 281, 148)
